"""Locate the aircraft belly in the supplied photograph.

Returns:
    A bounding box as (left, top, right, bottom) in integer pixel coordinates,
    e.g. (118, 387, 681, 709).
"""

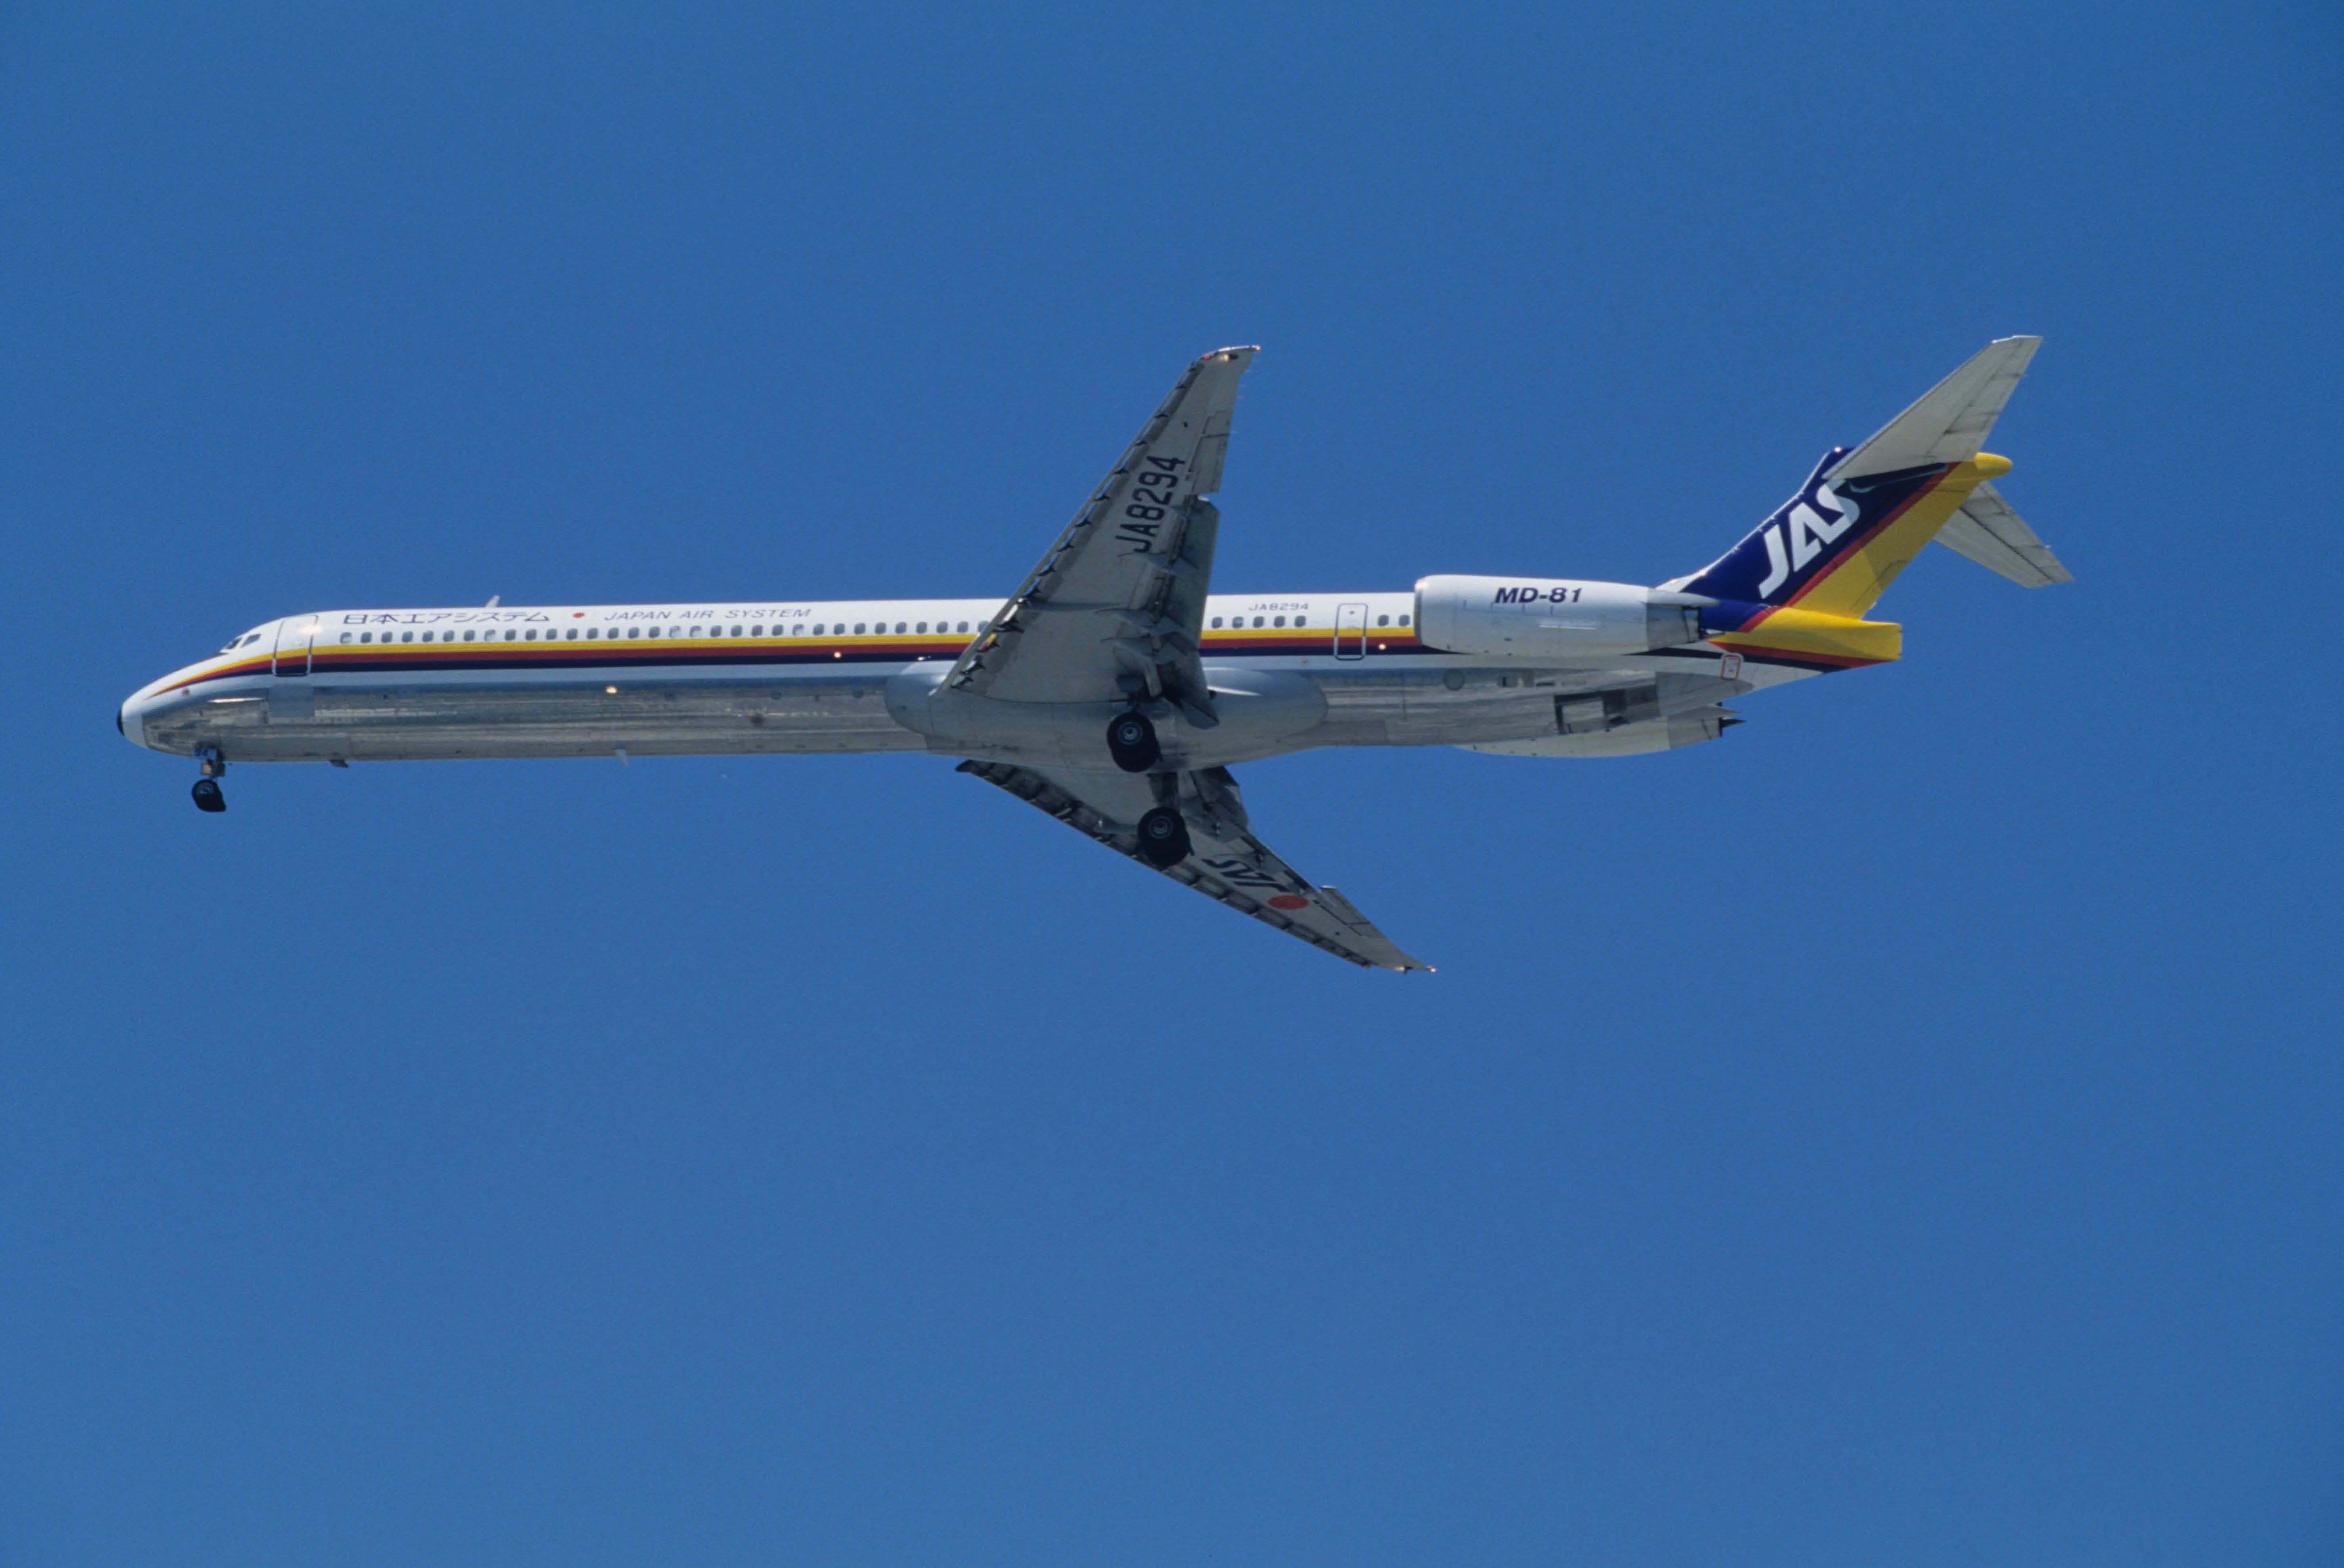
(892, 663, 1334, 771)
(1392, 667, 1584, 746)
(133, 655, 1788, 764)
(136, 672, 926, 762)
(1304, 662, 1740, 748)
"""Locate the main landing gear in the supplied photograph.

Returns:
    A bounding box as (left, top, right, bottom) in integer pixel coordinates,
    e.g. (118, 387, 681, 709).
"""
(1136, 805, 1192, 868)
(1108, 707, 1186, 864)
(192, 747, 226, 812)
(1105, 709, 1160, 773)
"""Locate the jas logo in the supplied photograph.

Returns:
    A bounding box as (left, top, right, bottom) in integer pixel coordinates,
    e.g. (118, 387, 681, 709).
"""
(1755, 480, 1861, 598)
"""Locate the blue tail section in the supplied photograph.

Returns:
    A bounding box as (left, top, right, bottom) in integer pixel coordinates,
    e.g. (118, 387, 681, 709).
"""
(1676, 446, 1948, 610)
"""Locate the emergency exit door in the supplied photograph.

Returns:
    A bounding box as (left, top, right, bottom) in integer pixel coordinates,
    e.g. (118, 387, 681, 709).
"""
(1335, 602, 1368, 659)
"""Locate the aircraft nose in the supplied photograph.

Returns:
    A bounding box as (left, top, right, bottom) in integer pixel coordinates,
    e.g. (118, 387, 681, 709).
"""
(118, 686, 158, 749)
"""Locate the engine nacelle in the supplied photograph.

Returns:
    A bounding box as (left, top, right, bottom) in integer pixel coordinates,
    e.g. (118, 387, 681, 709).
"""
(1414, 576, 1704, 659)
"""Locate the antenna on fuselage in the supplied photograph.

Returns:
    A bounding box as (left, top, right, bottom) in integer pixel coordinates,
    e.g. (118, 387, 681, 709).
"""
(486, 594, 500, 607)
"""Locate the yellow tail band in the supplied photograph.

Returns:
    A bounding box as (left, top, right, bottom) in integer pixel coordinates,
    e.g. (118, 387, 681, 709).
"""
(1790, 454, 2010, 618)
(1712, 607, 1903, 667)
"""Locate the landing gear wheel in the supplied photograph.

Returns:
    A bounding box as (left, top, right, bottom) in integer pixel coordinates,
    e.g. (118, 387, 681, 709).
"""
(191, 778, 226, 813)
(1106, 709, 1161, 773)
(1136, 805, 1191, 868)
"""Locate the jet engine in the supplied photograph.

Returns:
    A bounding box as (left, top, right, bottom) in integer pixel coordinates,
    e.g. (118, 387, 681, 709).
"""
(1414, 575, 1707, 659)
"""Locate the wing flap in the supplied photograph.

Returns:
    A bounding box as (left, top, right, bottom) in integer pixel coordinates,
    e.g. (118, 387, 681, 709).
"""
(958, 759, 1431, 972)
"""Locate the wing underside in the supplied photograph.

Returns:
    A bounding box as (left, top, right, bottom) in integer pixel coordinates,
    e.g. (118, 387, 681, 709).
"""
(959, 759, 1430, 972)
(941, 347, 1256, 716)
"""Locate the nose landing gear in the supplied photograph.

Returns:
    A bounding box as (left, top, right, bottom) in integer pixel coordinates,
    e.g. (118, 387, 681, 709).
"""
(191, 747, 226, 812)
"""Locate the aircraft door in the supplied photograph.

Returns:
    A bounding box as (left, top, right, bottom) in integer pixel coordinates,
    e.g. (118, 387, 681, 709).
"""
(272, 617, 316, 677)
(1335, 602, 1368, 660)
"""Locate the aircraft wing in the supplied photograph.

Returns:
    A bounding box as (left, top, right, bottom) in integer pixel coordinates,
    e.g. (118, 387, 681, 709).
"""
(942, 347, 1256, 720)
(958, 759, 1431, 972)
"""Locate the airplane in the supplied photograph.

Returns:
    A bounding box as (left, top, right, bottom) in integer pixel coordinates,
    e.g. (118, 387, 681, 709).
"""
(118, 339, 2070, 971)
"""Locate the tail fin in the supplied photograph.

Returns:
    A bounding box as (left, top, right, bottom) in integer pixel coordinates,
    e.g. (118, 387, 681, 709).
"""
(1671, 337, 2047, 618)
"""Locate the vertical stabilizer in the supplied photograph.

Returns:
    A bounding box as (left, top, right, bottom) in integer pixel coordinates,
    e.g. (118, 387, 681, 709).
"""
(1672, 338, 2042, 619)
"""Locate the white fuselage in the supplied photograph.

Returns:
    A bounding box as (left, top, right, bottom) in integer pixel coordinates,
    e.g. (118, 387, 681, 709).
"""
(120, 588, 1801, 772)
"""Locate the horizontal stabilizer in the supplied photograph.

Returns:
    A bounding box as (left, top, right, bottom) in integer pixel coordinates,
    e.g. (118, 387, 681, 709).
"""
(1933, 481, 2073, 587)
(1832, 336, 2040, 479)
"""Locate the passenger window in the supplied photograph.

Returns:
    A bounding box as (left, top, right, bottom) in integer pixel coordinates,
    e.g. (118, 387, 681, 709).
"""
(752, 625, 763, 637)
(1398, 614, 1411, 626)
(855, 623, 867, 635)
(505, 629, 517, 641)
(1377, 614, 1390, 626)
(916, 621, 928, 634)
(894, 622, 906, 634)
(524, 629, 537, 640)
(1254, 616, 1265, 628)
(397, 631, 410, 642)
(729, 625, 741, 636)
(463, 630, 476, 642)
(1210, 617, 1222, 628)
(339, 632, 353, 644)
(792, 625, 805, 636)
(958, 621, 970, 633)
(360, 632, 373, 643)
(629, 627, 641, 639)
(1274, 616, 1285, 628)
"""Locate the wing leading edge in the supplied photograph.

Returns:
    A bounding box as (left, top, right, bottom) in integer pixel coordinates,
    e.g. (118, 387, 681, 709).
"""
(958, 760, 1431, 972)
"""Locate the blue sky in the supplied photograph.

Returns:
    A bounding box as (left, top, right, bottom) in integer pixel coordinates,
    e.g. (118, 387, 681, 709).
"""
(5, 3, 2339, 1563)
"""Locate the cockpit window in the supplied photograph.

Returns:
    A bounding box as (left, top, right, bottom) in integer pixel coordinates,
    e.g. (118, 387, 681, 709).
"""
(220, 629, 265, 653)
